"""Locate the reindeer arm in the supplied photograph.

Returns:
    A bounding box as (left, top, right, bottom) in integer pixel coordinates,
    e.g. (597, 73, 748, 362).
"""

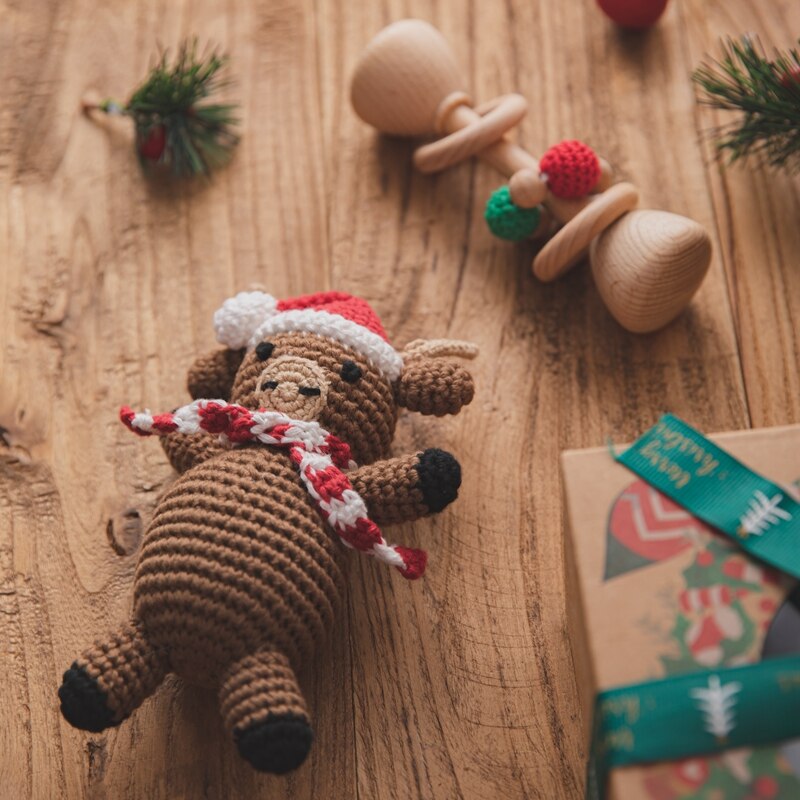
(153, 348, 245, 475)
(348, 449, 461, 525)
(187, 348, 245, 400)
(160, 433, 226, 474)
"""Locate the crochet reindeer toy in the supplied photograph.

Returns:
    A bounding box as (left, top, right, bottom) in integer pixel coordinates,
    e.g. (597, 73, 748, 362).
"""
(58, 291, 475, 774)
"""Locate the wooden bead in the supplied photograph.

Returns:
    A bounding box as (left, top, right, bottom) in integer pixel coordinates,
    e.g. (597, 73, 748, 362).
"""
(508, 169, 547, 208)
(590, 209, 712, 333)
(593, 157, 614, 193)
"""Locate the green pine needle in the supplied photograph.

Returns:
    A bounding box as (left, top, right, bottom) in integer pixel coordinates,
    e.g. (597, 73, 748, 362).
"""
(693, 36, 800, 173)
(99, 40, 240, 178)
(692, 36, 800, 172)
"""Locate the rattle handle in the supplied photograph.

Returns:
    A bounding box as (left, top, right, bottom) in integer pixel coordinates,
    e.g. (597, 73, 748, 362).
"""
(441, 104, 591, 225)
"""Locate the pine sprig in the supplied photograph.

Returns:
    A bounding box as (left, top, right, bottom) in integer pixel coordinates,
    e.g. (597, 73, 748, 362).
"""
(89, 40, 240, 178)
(693, 36, 800, 173)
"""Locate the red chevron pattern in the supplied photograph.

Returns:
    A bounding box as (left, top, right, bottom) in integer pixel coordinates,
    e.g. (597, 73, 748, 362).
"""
(609, 479, 713, 564)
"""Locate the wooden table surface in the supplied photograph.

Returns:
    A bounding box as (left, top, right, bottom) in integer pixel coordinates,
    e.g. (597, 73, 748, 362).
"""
(1, 1, 798, 798)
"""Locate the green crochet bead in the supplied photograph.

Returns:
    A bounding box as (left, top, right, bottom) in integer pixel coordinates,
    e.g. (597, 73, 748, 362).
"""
(484, 186, 541, 241)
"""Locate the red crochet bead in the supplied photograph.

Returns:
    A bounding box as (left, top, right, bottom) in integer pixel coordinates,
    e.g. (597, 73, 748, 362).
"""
(539, 140, 601, 199)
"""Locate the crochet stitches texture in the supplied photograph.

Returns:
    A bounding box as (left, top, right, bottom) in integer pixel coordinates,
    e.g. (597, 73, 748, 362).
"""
(58, 292, 475, 775)
(121, 400, 427, 578)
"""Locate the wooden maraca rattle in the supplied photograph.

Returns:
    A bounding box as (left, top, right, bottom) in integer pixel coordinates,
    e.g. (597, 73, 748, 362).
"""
(350, 19, 712, 333)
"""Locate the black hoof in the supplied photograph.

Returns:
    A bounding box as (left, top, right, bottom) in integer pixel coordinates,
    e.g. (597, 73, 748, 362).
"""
(236, 713, 313, 774)
(58, 662, 117, 733)
(415, 448, 462, 512)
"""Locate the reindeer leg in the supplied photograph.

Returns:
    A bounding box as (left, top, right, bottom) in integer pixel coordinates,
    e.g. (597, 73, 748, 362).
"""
(219, 649, 313, 774)
(59, 619, 168, 733)
(349, 449, 461, 525)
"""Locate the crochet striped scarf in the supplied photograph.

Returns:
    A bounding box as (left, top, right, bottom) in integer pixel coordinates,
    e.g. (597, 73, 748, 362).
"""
(120, 400, 427, 579)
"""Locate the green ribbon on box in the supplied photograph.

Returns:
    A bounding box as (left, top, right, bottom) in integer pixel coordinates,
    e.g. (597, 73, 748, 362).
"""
(587, 654, 800, 800)
(584, 414, 800, 799)
(615, 414, 800, 579)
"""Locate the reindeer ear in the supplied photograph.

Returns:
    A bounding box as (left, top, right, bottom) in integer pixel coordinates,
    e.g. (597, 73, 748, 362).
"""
(395, 340, 477, 416)
(187, 348, 246, 401)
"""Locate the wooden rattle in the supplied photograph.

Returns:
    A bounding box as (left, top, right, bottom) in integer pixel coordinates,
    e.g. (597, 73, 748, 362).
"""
(350, 19, 712, 333)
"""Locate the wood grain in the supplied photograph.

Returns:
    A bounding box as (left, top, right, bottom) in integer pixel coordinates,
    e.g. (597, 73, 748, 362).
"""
(0, 0, 797, 798)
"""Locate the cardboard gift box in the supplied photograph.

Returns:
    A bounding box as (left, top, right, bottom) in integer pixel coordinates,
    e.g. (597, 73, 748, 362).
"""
(562, 423, 800, 799)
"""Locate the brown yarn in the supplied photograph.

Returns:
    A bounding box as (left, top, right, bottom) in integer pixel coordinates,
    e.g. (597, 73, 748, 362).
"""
(63, 328, 474, 771)
(231, 332, 398, 464)
(395, 357, 475, 416)
(188, 347, 245, 400)
(350, 454, 428, 525)
(134, 445, 345, 685)
(160, 431, 224, 474)
(251, 354, 330, 421)
(220, 650, 308, 735)
(76, 619, 169, 722)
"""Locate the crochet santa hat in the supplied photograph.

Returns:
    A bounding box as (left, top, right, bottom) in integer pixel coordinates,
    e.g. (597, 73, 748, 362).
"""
(213, 291, 404, 380)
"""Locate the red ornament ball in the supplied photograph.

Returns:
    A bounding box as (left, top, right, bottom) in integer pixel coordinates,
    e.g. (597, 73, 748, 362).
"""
(539, 140, 601, 199)
(138, 124, 167, 160)
(596, 0, 669, 28)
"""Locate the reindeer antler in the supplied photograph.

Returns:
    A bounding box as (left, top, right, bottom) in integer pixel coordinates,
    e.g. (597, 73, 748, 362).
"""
(403, 339, 479, 360)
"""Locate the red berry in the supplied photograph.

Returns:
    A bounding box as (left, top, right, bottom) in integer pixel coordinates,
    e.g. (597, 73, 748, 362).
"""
(539, 140, 601, 199)
(753, 775, 779, 798)
(138, 124, 167, 160)
(781, 66, 800, 89)
(696, 550, 714, 567)
(596, 0, 669, 28)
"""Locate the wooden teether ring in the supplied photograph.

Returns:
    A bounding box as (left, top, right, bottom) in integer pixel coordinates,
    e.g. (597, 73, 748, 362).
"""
(533, 182, 639, 282)
(413, 94, 529, 173)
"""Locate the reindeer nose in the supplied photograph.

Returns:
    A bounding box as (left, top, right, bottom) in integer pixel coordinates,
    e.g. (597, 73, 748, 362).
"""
(255, 354, 329, 421)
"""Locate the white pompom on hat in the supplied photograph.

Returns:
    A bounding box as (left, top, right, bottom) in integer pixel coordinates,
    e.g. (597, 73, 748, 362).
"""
(213, 291, 279, 350)
(212, 290, 404, 381)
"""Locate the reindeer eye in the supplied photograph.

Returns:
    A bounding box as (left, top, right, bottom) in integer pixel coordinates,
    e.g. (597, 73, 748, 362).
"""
(341, 360, 363, 383)
(255, 341, 275, 361)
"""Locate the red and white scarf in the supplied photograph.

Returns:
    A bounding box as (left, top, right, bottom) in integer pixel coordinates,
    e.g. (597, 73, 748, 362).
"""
(120, 400, 427, 579)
